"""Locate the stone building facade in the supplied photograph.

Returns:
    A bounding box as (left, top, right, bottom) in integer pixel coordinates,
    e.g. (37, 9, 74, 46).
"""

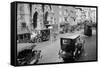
(17, 4, 31, 42)
(17, 3, 96, 41)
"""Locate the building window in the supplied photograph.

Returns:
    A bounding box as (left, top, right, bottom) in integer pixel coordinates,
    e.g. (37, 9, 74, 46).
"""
(33, 11, 38, 29)
(21, 22, 26, 28)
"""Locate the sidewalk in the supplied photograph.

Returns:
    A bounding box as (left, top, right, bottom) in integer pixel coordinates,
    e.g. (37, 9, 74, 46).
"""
(17, 40, 52, 53)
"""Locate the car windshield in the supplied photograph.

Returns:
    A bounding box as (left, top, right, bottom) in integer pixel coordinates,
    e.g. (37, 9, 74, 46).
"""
(63, 39, 71, 44)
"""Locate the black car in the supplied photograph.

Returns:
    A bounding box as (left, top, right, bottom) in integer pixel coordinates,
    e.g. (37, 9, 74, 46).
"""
(58, 34, 85, 62)
(17, 49, 41, 65)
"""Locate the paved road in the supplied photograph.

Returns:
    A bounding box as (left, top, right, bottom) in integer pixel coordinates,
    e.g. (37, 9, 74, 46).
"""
(77, 34, 97, 61)
(77, 28, 97, 61)
(33, 29, 97, 64)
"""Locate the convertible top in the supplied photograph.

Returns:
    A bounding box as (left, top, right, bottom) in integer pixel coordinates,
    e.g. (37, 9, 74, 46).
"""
(61, 34, 80, 39)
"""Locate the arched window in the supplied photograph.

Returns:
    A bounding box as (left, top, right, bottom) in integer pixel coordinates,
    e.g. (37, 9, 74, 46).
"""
(33, 11, 38, 29)
(44, 12, 48, 25)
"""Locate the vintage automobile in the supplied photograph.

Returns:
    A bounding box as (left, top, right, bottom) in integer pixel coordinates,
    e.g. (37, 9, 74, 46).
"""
(30, 30, 42, 43)
(84, 20, 92, 36)
(17, 49, 42, 65)
(58, 34, 85, 62)
(30, 29, 50, 43)
(84, 24, 92, 36)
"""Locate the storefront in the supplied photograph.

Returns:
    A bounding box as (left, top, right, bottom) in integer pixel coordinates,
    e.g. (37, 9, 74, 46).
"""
(17, 28, 31, 43)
